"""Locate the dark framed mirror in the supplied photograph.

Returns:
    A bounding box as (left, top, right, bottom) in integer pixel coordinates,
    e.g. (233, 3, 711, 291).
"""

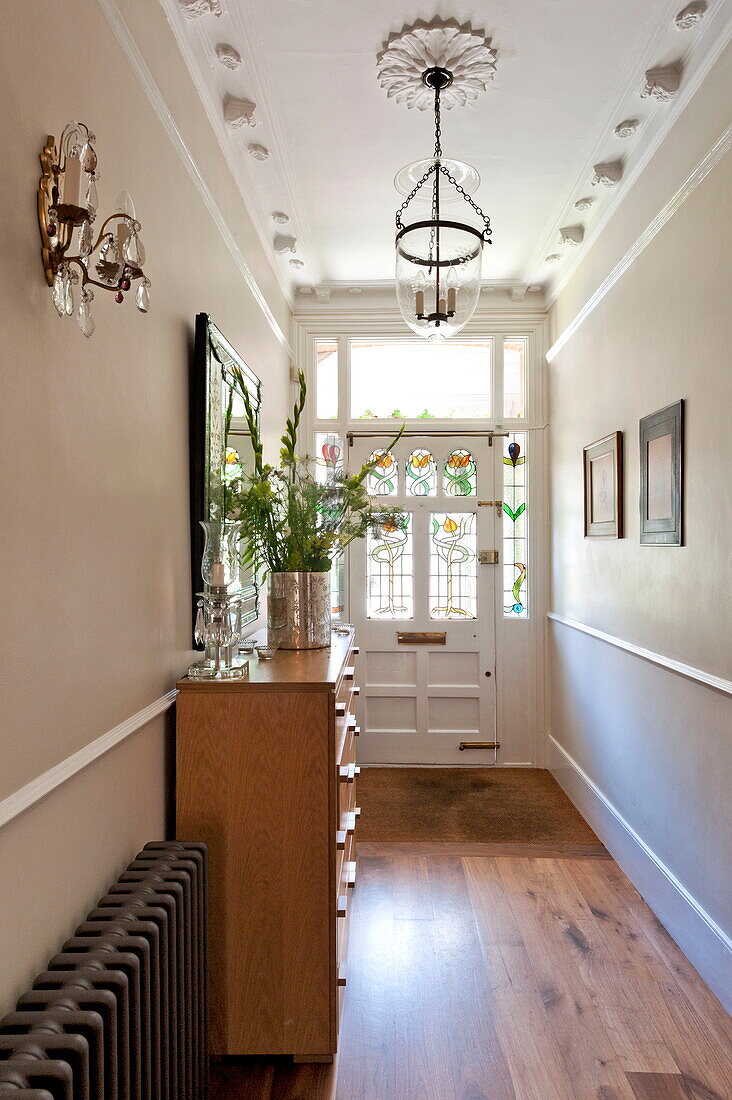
(189, 313, 261, 640)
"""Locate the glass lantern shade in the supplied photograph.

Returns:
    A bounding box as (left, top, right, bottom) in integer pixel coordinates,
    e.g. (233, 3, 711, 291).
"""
(200, 520, 242, 589)
(396, 220, 483, 341)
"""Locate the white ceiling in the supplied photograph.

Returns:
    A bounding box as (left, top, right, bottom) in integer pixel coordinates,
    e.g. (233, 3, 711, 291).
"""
(161, 0, 730, 303)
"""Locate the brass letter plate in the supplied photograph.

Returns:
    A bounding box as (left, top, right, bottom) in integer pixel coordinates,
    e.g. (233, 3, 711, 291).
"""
(478, 550, 499, 564)
(396, 631, 447, 645)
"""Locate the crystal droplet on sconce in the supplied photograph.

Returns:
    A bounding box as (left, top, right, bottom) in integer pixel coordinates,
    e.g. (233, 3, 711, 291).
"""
(81, 142, 97, 173)
(78, 219, 93, 257)
(85, 175, 99, 217)
(52, 272, 66, 317)
(64, 272, 74, 316)
(124, 233, 146, 267)
(136, 280, 151, 313)
(77, 289, 95, 338)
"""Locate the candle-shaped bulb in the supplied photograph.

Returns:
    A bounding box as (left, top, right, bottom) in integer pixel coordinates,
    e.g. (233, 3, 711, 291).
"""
(415, 289, 425, 317)
(211, 560, 226, 587)
(438, 297, 447, 316)
(447, 287, 456, 314)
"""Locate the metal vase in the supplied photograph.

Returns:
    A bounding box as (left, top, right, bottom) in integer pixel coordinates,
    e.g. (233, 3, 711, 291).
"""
(267, 571, 331, 649)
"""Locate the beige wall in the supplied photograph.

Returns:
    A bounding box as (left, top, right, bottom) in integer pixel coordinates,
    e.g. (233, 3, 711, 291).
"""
(0, 0, 291, 1014)
(548, 45, 731, 1004)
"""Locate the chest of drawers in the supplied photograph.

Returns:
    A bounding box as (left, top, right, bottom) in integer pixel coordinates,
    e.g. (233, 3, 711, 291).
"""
(176, 629, 360, 1060)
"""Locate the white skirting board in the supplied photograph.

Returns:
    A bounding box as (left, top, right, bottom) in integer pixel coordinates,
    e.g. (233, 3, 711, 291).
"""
(549, 734, 732, 1013)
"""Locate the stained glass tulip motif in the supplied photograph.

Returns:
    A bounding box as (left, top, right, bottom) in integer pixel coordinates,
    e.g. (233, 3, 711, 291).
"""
(444, 449, 477, 496)
(406, 449, 436, 496)
(368, 515, 411, 617)
(430, 513, 476, 619)
(368, 450, 397, 496)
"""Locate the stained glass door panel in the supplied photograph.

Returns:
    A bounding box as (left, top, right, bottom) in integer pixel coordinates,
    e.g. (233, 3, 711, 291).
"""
(349, 435, 497, 765)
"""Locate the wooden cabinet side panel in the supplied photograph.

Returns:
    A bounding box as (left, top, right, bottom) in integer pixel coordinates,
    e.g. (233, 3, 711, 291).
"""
(176, 689, 333, 1056)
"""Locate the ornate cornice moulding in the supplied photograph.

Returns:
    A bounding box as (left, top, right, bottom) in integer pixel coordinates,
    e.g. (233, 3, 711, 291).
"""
(274, 234, 297, 255)
(376, 18, 497, 110)
(675, 1, 707, 29)
(178, 0, 222, 17)
(642, 65, 682, 100)
(223, 94, 257, 128)
(559, 225, 584, 247)
(215, 43, 242, 69)
(591, 160, 624, 187)
(614, 118, 640, 138)
(247, 143, 269, 161)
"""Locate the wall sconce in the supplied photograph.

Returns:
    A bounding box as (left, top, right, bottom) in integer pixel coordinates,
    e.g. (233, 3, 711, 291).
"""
(38, 121, 151, 337)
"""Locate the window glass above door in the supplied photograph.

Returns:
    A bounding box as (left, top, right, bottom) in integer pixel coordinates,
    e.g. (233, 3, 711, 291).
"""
(350, 340, 492, 420)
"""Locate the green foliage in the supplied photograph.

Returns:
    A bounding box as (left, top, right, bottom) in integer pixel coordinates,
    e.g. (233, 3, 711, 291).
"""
(418, 408, 436, 419)
(225, 369, 404, 575)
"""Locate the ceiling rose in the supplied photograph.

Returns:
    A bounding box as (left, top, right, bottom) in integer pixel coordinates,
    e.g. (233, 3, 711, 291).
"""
(376, 19, 497, 110)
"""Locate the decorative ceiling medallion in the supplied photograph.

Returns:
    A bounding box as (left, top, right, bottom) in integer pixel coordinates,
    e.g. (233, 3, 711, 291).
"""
(545, 254, 562, 263)
(675, 1, 707, 29)
(274, 234, 297, 255)
(223, 95, 256, 129)
(271, 211, 290, 224)
(574, 196, 595, 211)
(178, 0, 222, 18)
(215, 43, 242, 69)
(247, 143, 269, 161)
(591, 160, 623, 187)
(558, 225, 584, 247)
(376, 19, 497, 110)
(641, 65, 682, 100)
(614, 118, 640, 138)
(289, 258, 304, 268)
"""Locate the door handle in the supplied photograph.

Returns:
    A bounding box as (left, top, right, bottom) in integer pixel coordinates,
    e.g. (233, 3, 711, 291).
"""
(478, 550, 499, 564)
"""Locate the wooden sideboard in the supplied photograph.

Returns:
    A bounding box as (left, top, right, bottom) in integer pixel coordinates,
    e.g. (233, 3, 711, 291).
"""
(176, 629, 360, 1060)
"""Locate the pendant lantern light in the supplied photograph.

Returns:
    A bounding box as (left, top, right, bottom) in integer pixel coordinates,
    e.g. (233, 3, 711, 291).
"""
(394, 67, 492, 341)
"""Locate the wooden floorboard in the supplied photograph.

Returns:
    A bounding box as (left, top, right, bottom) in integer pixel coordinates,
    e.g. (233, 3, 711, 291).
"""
(356, 841, 612, 858)
(210, 850, 732, 1100)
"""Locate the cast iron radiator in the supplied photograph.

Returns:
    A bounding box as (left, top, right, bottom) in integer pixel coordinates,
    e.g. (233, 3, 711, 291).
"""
(0, 841, 208, 1100)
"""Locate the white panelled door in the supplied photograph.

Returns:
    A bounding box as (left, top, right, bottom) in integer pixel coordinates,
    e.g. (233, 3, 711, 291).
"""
(349, 434, 499, 764)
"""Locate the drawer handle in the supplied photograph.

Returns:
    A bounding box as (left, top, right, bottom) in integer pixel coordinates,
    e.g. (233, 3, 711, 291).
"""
(353, 686, 361, 697)
(354, 726, 361, 738)
(346, 860, 357, 888)
(339, 762, 356, 783)
(347, 713, 357, 730)
(336, 701, 347, 716)
(343, 666, 355, 681)
(345, 810, 358, 835)
(352, 646, 360, 656)
(336, 829, 346, 850)
(337, 894, 348, 918)
(337, 971, 347, 988)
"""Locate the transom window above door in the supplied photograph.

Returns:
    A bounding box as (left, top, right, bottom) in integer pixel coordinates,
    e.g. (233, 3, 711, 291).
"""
(350, 341, 492, 420)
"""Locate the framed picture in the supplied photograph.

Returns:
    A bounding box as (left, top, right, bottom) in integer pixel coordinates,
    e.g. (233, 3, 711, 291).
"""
(583, 431, 623, 538)
(189, 313, 262, 640)
(639, 399, 684, 545)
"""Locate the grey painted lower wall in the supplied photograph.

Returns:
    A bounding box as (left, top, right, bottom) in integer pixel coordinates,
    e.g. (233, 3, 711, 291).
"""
(549, 618, 732, 1011)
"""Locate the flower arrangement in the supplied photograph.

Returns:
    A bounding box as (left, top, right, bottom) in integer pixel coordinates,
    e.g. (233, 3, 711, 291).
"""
(224, 366, 404, 575)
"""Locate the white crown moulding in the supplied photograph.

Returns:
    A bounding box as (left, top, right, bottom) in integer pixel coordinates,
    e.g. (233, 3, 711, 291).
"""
(298, 286, 314, 295)
(509, 285, 528, 302)
(675, 1, 707, 29)
(178, 0, 222, 17)
(224, 95, 256, 128)
(559, 225, 585, 247)
(376, 19, 497, 110)
(591, 160, 624, 187)
(614, 118, 640, 138)
(289, 258, 304, 268)
(247, 143, 269, 161)
(274, 234, 297, 255)
(315, 287, 331, 303)
(641, 65, 682, 100)
(271, 211, 290, 224)
(545, 253, 562, 263)
(574, 196, 595, 210)
(215, 43, 242, 69)
(348, 287, 363, 294)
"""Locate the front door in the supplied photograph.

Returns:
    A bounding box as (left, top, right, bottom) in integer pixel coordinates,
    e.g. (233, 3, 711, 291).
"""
(348, 434, 498, 764)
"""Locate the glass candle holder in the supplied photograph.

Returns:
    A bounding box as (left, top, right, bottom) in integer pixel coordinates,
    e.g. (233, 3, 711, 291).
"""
(200, 520, 242, 590)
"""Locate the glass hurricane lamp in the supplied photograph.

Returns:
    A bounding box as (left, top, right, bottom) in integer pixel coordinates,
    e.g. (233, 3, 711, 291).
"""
(394, 68, 492, 341)
(38, 121, 151, 337)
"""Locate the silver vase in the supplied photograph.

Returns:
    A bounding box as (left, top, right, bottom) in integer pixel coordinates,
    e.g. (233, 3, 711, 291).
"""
(267, 571, 331, 650)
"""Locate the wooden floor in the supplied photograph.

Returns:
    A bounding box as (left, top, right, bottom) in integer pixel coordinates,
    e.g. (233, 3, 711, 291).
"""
(211, 844, 732, 1100)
